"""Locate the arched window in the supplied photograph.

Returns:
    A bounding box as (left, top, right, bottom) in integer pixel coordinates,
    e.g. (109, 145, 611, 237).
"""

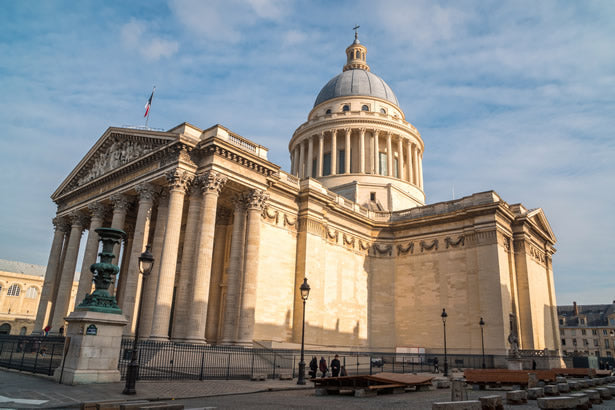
(7, 284, 20, 297)
(20, 327, 27, 335)
(25, 287, 38, 299)
(355, 50, 360, 59)
(0, 323, 10, 335)
(362, 105, 369, 111)
(342, 104, 350, 112)
(380, 108, 387, 114)
(325, 109, 332, 115)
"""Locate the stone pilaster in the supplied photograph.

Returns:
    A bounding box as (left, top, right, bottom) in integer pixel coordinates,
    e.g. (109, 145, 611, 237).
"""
(236, 189, 268, 346)
(139, 190, 169, 338)
(49, 212, 87, 332)
(205, 208, 232, 343)
(317, 132, 324, 177)
(34, 216, 70, 333)
(344, 128, 351, 174)
(407, 140, 413, 184)
(386, 132, 393, 177)
(331, 130, 337, 175)
(120, 183, 158, 335)
(359, 128, 366, 174)
(397, 135, 403, 180)
(307, 136, 313, 178)
(184, 171, 227, 343)
(75, 203, 108, 305)
(373, 131, 379, 174)
(171, 186, 202, 340)
(150, 169, 193, 339)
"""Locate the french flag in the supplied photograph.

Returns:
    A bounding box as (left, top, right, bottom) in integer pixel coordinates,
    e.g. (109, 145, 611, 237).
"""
(144, 88, 155, 117)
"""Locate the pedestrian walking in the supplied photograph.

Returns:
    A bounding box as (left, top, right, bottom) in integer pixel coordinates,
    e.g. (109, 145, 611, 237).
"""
(43, 325, 50, 337)
(331, 354, 341, 377)
(309, 356, 318, 379)
(433, 357, 439, 373)
(319, 356, 328, 378)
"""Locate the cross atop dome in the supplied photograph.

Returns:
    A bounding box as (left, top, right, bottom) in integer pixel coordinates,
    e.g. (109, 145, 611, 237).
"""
(344, 28, 369, 72)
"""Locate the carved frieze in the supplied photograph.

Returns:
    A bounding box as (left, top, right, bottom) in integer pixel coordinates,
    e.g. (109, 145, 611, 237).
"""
(445, 236, 465, 249)
(262, 207, 279, 224)
(326, 227, 338, 243)
(420, 239, 438, 252)
(397, 242, 414, 256)
(283, 213, 296, 227)
(372, 243, 393, 256)
(343, 233, 355, 248)
(359, 240, 370, 251)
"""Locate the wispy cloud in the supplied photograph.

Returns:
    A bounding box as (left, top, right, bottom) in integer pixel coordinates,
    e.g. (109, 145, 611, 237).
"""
(121, 19, 179, 60)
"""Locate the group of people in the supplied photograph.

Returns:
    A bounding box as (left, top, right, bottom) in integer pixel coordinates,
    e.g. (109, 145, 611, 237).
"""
(308, 354, 347, 378)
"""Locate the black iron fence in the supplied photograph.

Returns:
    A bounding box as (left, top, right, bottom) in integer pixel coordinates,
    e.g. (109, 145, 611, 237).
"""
(119, 337, 504, 381)
(0, 335, 65, 376)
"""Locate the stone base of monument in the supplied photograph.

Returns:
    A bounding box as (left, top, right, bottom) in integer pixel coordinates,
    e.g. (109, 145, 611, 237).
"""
(506, 358, 523, 370)
(54, 310, 127, 385)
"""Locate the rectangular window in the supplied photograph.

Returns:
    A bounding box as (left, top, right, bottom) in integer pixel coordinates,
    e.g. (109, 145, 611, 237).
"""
(582, 329, 586, 335)
(581, 318, 585, 325)
(604, 330, 608, 336)
(561, 339, 566, 346)
(559, 319, 564, 325)
(571, 329, 576, 336)
(561, 329, 565, 336)
(583, 339, 588, 346)
(379, 152, 387, 176)
(393, 157, 399, 178)
(608, 351, 612, 357)
(338, 149, 345, 174)
(594, 339, 599, 346)
(573, 339, 577, 346)
(370, 192, 376, 201)
(592, 330, 597, 336)
(322, 153, 331, 176)
(605, 340, 610, 348)
(595, 351, 600, 356)
(610, 318, 615, 326)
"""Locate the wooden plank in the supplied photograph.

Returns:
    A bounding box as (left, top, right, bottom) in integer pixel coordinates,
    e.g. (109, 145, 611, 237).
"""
(367, 383, 406, 390)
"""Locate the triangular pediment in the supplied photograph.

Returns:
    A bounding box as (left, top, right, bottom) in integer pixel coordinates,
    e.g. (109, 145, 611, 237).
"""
(526, 208, 556, 244)
(52, 127, 179, 200)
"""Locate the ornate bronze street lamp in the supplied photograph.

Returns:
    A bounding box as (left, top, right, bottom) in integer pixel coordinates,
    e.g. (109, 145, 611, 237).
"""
(122, 245, 154, 395)
(480, 317, 486, 369)
(297, 278, 311, 385)
(441, 308, 448, 377)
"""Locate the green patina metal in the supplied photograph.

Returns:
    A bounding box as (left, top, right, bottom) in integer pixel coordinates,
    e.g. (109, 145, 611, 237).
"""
(77, 227, 126, 314)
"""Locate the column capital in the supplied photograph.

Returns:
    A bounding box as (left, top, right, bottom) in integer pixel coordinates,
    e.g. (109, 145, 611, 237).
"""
(197, 170, 228, 195)
(110, 193, 132, 212)
(135, 182, 160, 202)
(68, 211, 89, 229)
(88, 202, 108, 220)
(52, 216, 70, 232)
(344, 128, 352, 136)
(244, 189, 269, 211)
(358, 128, 366, 135)
(231, 194, 247, 211)
(165, 168, 194, 192)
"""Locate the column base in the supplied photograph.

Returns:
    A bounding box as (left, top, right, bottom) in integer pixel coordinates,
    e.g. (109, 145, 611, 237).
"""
(177, 337, 207, 345)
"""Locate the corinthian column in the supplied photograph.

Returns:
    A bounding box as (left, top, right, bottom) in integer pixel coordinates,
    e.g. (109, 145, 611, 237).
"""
(418, 149, 424, 189)
(344, 128, 351, 174)
(373, 131, 379, 174)
(307, 136, 314, 178)
(109, 194, 132, 295)
(298, 140, 305, 179)
(34, 217, 69, 333)
(75, 202, 108, 304)
(171, 186, 202, 340)
(121, 183, 158, 335)
(220, 196, 247, 345)
(331, 130, 337, 175)
(236, 189, 269, 346)
(407, 140, 413, 183)
(317, 132, 324, 177)
(49, 212, 87, 332)
(412, 144, 419, 185)
(150, 169, 193, 340)
(205, 209, 231, 343)
(386, 132, 393, 177)
(359, 128, 366, 173)
(397, 135, 404, 180)
(184, 171, 227, 343)
(139, 191, 169, 338)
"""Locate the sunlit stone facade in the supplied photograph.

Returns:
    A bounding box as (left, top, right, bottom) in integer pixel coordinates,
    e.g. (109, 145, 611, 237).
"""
(35, 36, 561, 355)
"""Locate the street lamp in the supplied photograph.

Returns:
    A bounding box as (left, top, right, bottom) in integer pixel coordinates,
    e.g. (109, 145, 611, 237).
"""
(479, 317, 486, 369)
(123, 245, 154, 395)
(441, 308, 449, 377)
(297, 278, 311, 385)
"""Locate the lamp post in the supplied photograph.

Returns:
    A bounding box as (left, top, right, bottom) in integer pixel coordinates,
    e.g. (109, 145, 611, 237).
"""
(441, 308, 448, 377)
(297, 278, 311, 385)
(479, 317, 486, 369)
(122, 245, 154, 395)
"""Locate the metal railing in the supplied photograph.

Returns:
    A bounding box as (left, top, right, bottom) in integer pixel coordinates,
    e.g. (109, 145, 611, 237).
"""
(0, 335, 65, 376)
(118, 337, 504, 381)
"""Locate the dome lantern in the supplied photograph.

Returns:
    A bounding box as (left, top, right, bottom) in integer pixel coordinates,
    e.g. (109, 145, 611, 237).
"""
(343, 31, 369, 72)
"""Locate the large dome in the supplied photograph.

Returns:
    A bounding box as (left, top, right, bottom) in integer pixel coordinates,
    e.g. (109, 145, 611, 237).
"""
(314, 69, 399, 108)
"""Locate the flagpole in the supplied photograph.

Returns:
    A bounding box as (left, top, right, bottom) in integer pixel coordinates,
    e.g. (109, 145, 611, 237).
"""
(145, 86, 155, 128)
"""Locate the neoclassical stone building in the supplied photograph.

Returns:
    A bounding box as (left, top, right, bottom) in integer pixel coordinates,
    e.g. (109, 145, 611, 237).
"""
(35, 35, 561, 355)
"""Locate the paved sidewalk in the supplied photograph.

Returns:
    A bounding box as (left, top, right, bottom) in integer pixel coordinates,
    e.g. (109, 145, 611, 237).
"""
(0, 369, 312, 409)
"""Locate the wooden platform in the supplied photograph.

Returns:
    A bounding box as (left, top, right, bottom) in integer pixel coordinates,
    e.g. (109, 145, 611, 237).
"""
(312, 372, 434, 396)
(464, 368, 611, 387)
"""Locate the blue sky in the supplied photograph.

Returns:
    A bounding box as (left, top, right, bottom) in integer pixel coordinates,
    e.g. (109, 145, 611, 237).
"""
(0, 1, 613, 304)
